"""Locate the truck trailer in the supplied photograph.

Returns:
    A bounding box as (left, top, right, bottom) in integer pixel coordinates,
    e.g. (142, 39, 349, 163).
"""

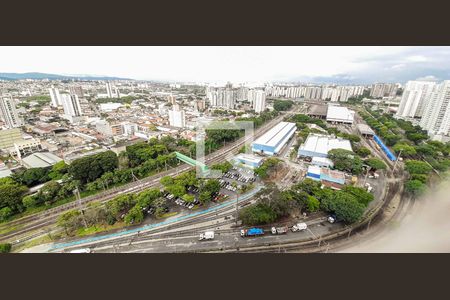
(240, 228, 265, 237)
(271, 226, 288, 235)
(291, 222, 307, 232)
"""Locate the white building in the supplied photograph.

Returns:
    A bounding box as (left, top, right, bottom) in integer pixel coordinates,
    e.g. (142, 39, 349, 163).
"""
(49, 86, 62, 107)
(420, 80, 450, 138)
(253, 90, 266, 113)
(326, 105, 355, 124)
(99, 102, 122, 112)
(396, 81, 436, 119)
(298, 134, 352, 158)
(0, 97, 22, 128)
(14, 138, 42, 159)
(61, 93, 83, 123)
(169, 107, 186, 128)
(106, 82, 114, 98)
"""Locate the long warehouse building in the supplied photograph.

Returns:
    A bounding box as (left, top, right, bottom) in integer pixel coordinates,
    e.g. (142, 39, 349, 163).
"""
(251, 121, 297, 156)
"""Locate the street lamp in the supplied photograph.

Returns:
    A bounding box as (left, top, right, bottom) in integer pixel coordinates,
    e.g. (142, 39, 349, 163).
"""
(73, 187, 88, 228)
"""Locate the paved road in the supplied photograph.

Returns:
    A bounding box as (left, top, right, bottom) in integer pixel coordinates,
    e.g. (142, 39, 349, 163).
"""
(85, 217, 343, 253)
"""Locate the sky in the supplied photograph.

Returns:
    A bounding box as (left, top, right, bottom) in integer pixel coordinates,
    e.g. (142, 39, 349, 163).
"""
(1, 46, 450, 84)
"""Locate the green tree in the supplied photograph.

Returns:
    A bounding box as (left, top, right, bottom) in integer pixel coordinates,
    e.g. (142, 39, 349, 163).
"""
(48, 161, 68, 180)
(327, 191, 365, 223)
(22, 195, 37, 209)
(182, 194, 195, 203)
(405, 179, 426, 196)
(273, 100, 294, 111)
(12, 167, 50, 187)
(199, 191, 212, 204)
(364, 158, 387, 170)
(160, 176, 174, 187)
(328, 149, 363, 175)
(342, 186, 374, 206)
(57, 210, 82, 235)
(0, 207, 13, 222)
(68, 150, 118, 183)
(124, 205, 144, 225)
(405, 160, 433, 175)
(393, 142, 417, 157)
(411, 174, 428, 183)
(239, 202, 278, 225)
(0, 243, 12, 253)
(356, 147, 371, 158)
(0, 181, 28, 213)
(305, 195, 320, 212)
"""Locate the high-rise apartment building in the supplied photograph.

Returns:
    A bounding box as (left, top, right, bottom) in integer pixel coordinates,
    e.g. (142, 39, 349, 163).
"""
(420, 80, 450, 137)
(105, 82, 114, 98)
(167, 94, 176, 105)
(205, 84, 235, 109)
(61, 93, 82, 121)
(0, 97, 22, 128)
(69, 86, 84, 98)
(370, 83, 398, 98)
(253, 90, 266, 113)
(396, 81, 436, 119)
(49, 86, 62, 107)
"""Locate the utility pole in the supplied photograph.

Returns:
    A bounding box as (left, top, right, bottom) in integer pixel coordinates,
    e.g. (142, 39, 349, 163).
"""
(74, 187, 88, 228)
(392, 148, 403, 175)
(233, 180, 239, 226)
(362, 165, 372, 187)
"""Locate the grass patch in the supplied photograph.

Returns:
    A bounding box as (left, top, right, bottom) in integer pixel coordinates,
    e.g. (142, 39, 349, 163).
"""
(76, 222, 125, 237)
(157, 212, 178, 219)
(12, 235, 53, 253)
(0, 224, 23, 235)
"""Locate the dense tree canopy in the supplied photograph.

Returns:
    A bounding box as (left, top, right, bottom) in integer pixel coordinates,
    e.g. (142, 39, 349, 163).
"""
(273, 100, 294, 111)
(69, 150, 118, 183)
(405, 160, 433, 175)
(328, 149, 363, 175)
(364, 158, 387, 170)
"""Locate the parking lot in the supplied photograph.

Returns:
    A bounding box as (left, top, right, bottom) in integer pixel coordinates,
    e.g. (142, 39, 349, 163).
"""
(219, 166, 258, 195)
(162, 166, 258, 211)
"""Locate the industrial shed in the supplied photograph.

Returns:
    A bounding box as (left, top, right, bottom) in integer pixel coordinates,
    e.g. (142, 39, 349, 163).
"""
(298, 134, 352, 158)
(326, 106, 355, 124)
(357, 123, 375, 137)
(251, 122, 297, 156)
(22, 152, 63, 169)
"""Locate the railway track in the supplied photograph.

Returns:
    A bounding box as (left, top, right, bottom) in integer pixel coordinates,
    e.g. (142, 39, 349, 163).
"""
(50, 184, 262, 252)
(1, 113, 288, 243)
(201, 172, 405, 253)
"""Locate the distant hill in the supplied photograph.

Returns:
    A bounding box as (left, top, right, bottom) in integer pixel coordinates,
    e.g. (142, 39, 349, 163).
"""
(0, 72, 132, 81)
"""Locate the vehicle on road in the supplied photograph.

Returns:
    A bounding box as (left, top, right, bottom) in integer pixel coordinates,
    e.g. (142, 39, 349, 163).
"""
(240, 228, 265, 237)
(199, 231, 215, 241)
(69, 248, 91, 253)
(271, 226, 288, 235)
(291, 222, 307, 232)
(327, 214, 341, 224)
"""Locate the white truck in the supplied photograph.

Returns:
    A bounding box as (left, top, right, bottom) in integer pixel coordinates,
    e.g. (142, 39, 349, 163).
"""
(199, 231, 215, 241)
(291, 222, 307, 232)
(365, 182, 373, 193)
(271, 226, 288, 235)
(69, 248, 91, 253)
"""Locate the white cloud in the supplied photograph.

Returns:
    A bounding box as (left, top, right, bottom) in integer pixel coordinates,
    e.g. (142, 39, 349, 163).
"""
(406, 55, 428, 62)
(0, 46, 448, 83)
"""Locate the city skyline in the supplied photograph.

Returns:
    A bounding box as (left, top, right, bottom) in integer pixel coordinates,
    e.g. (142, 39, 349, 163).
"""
(1, 46, 450, 84)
